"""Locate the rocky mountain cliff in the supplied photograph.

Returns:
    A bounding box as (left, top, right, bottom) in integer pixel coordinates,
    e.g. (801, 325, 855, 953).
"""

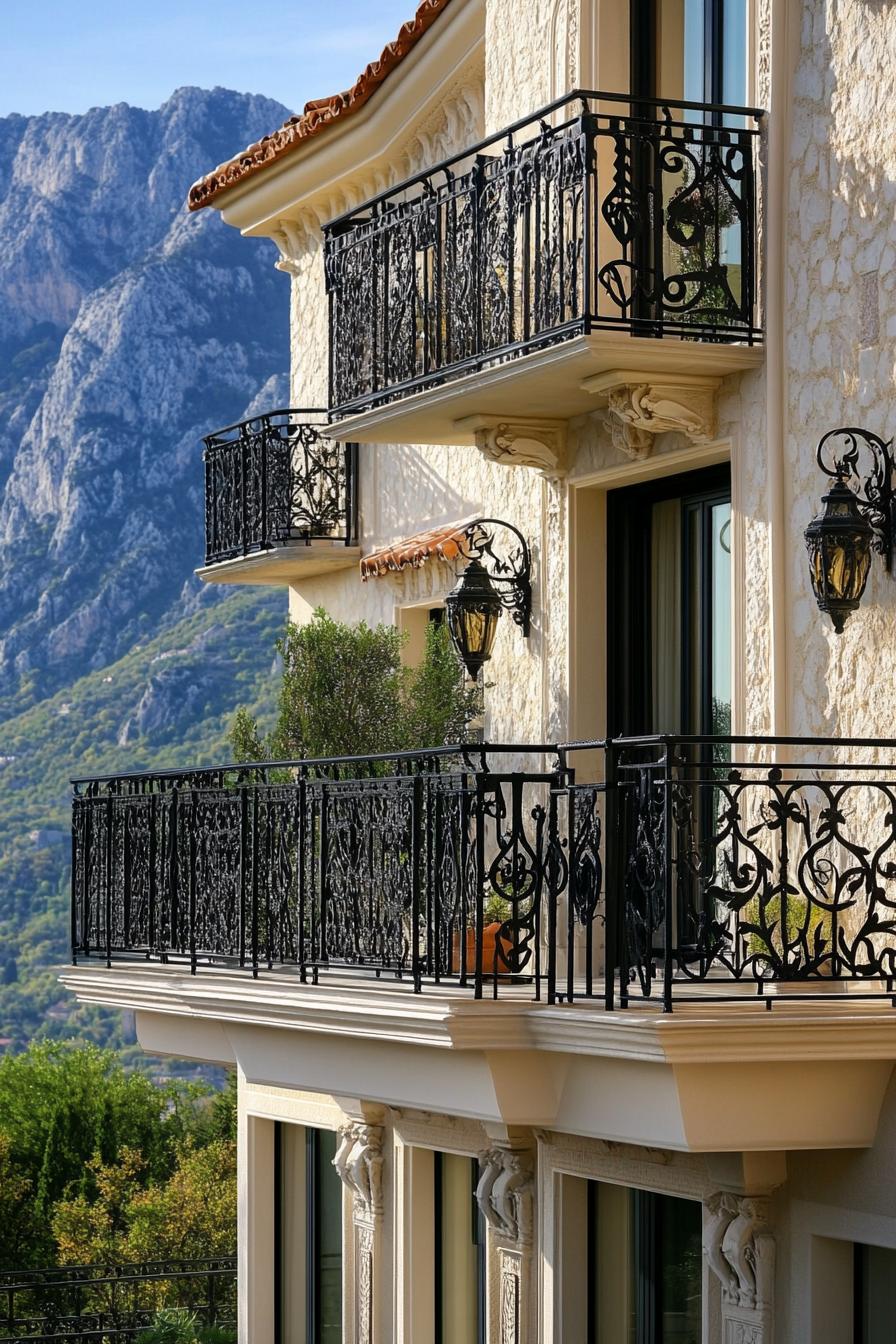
(0, 88, 294, 1049)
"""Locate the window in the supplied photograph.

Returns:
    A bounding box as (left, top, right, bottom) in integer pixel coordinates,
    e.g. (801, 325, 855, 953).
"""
(631, 0, 748, 106)
(276, 1124, 343, 1344)
(586, 1182, 702, 1344)
(855, 1243, 896, 1343)
(434, 1152, 485, 1344)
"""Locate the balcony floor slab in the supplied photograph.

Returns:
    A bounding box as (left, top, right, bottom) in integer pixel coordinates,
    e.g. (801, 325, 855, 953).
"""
(196, 543, 361, 586)
(61, 963, 896, 1154)
(327, 333, 765, 447)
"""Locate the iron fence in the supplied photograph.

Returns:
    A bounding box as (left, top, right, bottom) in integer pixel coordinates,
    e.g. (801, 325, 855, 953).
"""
(324, 90, 762, 416)
(202, 408, 358, 566)
(72, 737, 896, 1009)
(0, 1257, 236, 1343)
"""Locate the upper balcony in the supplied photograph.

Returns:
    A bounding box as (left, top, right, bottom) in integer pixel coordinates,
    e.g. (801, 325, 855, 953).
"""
(197, 409, 360, 586)
(323, 91, 765, 453)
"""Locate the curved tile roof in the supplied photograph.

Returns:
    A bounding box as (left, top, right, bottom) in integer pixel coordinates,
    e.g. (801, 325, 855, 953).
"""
(188, 0, 455, 212)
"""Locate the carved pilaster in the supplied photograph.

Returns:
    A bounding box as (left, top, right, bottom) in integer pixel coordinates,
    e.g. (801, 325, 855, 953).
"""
(583, 369, 722, 457)
(333, 1121, 384, 1344)
(457, 416, 567, 476)
(478, 1144, 535, 1343)
(705, 1193, 775, 1344)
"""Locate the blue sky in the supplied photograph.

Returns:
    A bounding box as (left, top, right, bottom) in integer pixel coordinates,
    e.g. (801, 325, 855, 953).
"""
(0, 0, 419, 117)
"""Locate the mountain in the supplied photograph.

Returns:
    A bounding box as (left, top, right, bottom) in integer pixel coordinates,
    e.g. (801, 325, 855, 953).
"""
(0, 89, 293, 1050)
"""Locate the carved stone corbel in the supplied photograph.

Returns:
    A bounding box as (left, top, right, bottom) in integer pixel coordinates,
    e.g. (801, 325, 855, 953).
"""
(476, 1146, 535, 1246)
(704, 1193, 775, 1344)
(333, 1121, 384, 1221)
(456, 416, 568, 477)
(583, 369, 722, 458)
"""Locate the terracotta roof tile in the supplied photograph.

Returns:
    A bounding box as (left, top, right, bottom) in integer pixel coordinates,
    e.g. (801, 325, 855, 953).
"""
(360, 517, 477, 580)
(188, 0, 455, 212)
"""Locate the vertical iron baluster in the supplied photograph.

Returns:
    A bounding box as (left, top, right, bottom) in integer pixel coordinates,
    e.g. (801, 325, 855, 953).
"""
(297, 772, 307, 980)
(104, 794, 113, 968)
(662, 742, 675, 1012)
(411, 776, 423, 991)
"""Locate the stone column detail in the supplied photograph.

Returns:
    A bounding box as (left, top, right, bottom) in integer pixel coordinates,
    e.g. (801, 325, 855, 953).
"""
(704, 1193, 775, 1344)
(477, 1145, 535, 1344)
(333, 1121, 385, 1344)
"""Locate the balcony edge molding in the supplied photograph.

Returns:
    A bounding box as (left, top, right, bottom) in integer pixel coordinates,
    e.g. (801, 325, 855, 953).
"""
(582, 369, 722, 460)
(456, 414, 568, 476)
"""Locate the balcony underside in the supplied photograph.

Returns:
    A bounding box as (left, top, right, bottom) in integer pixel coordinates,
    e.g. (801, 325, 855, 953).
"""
(327, 332, 764, 447)
(196, 542, 362, 586)
(61, 962, 896, 1154)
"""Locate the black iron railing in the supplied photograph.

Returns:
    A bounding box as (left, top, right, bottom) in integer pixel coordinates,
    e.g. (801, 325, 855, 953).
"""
(202, 409, 358, 566)
(324, 91, 763, 417)
(71, 736, 896, 1010)
(0, 1257, 236, 1343)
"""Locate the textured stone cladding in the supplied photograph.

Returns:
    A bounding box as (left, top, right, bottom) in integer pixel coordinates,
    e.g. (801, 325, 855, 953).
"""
(784, 0, 896, 740)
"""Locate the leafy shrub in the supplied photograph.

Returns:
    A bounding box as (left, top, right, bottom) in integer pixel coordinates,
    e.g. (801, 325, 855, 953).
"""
(231, 610, 480, 762)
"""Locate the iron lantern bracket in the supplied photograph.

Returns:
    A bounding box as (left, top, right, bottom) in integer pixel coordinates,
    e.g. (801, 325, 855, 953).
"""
(459, 517, 532, 636)
(816, 426, 896, 572)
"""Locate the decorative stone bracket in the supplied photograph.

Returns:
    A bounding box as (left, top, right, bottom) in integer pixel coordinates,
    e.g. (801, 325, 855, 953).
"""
(456, 416, 567, 477)
(583, 370, 722, 460)
(704, 1192, 775, 1344)
(476, 1145, 535, 1246)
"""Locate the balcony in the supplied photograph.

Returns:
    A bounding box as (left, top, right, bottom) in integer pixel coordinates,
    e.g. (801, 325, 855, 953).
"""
(197, 409, 360, 585)
(323, 92, 764, 453)
(70, 735, 896, 1007)
(67, 736, 896, 1150)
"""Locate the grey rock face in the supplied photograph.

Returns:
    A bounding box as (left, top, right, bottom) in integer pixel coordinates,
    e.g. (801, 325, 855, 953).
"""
(0, 87, 292, 701)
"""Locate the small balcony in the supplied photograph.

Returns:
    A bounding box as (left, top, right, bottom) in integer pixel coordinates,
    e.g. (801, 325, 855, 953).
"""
(198, 409, 360, 585)
(323, 92, 764, 450)
(70, 735, 896, 1009)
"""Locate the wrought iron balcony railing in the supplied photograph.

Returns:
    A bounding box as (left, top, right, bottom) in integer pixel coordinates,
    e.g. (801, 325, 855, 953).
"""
(0, 1257, 236, 1343)
(71, 736, 896, 1011)
(324, 91, 762, 417)
(202, 408, 359, 566)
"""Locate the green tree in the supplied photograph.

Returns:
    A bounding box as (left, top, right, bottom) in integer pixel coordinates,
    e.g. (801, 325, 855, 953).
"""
(231, 611, 480, 762)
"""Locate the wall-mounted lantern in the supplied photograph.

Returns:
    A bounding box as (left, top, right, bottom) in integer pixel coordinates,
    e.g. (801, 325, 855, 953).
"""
(444, 518, 531, 679)
(806, 427, 895, 633)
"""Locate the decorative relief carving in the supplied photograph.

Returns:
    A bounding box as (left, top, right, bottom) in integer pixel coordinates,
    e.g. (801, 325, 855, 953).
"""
(464, 417, 567, 475)
(356, 1224, 374, 1344)
(476, 1147, 534, 1245)
(584, 370, 721, 457)
(333, 1122, 384, 1220)
(500, 1250, 522, 1344)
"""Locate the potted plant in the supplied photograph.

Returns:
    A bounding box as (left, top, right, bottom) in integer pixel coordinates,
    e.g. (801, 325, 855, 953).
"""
(453, 893, 513, 976)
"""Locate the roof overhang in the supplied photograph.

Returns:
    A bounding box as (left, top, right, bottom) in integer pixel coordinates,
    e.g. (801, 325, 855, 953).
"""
(210, 0, 484, 240)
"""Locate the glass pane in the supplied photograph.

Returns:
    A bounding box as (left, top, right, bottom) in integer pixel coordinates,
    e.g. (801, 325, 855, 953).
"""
(722, 0, 748, 105)
(711, 502, 732, 740)
(315, 1129, 343, 1344)
(656, 0, 706, 102)
(651, 498, 683, 735)
(588, 1181, 636, 1343)
(437, 1154, 480, 1344)
(857, 1244, 896, 1343)
(657, 1193, 702, 1343)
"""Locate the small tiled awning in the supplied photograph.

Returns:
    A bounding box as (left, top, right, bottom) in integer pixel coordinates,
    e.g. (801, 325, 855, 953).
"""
(360, 518, 477, 580)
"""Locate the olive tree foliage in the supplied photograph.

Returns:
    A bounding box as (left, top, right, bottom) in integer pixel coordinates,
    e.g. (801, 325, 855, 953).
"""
(231, 610, 481, 763)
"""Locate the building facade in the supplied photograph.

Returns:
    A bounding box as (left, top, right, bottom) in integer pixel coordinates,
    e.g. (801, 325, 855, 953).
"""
(64, 0, 896, 1340)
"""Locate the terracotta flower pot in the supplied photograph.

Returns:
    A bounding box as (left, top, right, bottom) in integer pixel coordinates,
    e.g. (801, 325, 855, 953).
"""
(451, 922, 511, 976)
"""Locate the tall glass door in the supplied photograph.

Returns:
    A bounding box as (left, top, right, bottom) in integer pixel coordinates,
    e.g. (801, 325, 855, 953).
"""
(607, 465, 732, 740)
